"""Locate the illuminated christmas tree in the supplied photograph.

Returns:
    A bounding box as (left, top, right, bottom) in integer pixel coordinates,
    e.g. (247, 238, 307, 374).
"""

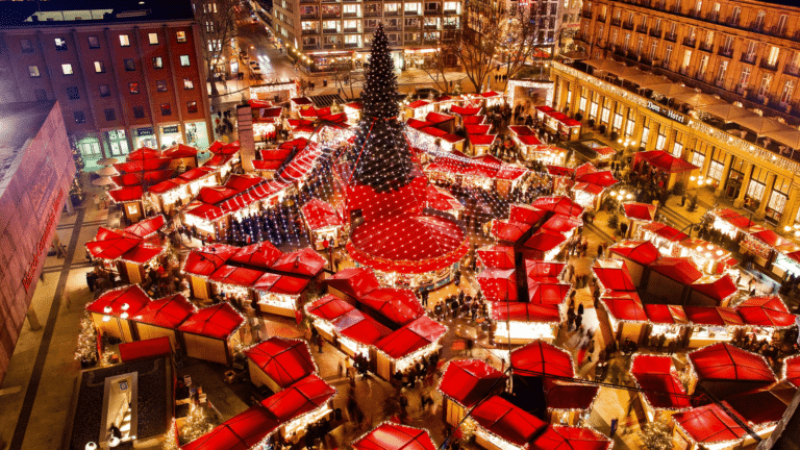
(75, 314, 97, 363)
(350, 24, 418, 193)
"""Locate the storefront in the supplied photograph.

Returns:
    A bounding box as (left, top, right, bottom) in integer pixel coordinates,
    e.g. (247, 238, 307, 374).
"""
(133, 127, 157, 149)
(103, 130, 130, 157)
(184, 121, 209, 149)
(159, 125, 183, 149)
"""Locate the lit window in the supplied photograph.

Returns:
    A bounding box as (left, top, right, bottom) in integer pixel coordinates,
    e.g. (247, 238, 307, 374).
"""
(62, 64, 74, 75)
(119, 34, 130, 47)
(28, 66, 40, 77)
(148, 32, 159, 45)
(187, 101, 198, 113)
(129, 82, 140, 94)
(156, 80, 168, 92)
(176, 31, 187, 43)
(160, 103, 172, 116)
(183, 78, 194, 90)
(180, 55, 191, 67)
(94, 61, 105, 73)
(54, 38, 67, 51)
(153, 56, 163, 69)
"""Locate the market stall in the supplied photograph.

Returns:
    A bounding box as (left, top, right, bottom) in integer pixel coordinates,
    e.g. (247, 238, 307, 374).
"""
(353, 423, 437, 450)
(546, 166, 576, 195)
(722, 389, 789, 446)
(491, 220, 532, 244)
(253, 273, 311, 318)
(671, 404, 747, 450)
(540, 214, 582, 236)
(709, 208, 755, 243)
(470, 395, 547, 450)
(260, 374, 336, 440)
(527, 281, 571, 306)
(406, 100, 434, 120)
(271, 248, 327, 278)
(301, 199, 346, 249)
(529, 425, 611, 450)
(178, 303, 245, 365)
(522, 231, 567, 261)
(244, 337, 316, 392)
(687, 342, 775, 397)
(511, 341, 575, 378)
(644, 304, 691, 349)
(305, 295, 356, 342)
(357, 287, 426, 328)
(622, 202, 657, 239)
(608, 240, 661, 287)
(208, 264, 264, 304)
(688, 275, 738, 307)
(597, 291, 648, 345)
(542, 379, 600, 425)
(782, 354, 800, 387)
(330, 309, 392, 359)
(531, 196, 583, 217)
(592, 259, 636, 291)
(181, 403, 280, 450)
(684, 307, 744, 348)
(130, 294, 196, 349)
(676, 238, 736, 275)
(437, 359, 507, 427)
(638, 222, 690, 257)
(86, 285, 151, 342)
(374, 316, 447, 380)
(630, 354, 692, 423)
(477, 245, 516, 270)
(632, 150, 699, 191)
(643, 257, 704, 305)
(324, 267, 381, 300)
(181, 244, 241, 299)
(425, 184, 464, 219)
(735, 296, 797, 344)
(491, 302, 561, 344)
(477, 268, 518, 301)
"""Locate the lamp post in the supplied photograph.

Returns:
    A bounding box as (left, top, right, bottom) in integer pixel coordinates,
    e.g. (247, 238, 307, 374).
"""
(688, 175, 712, 211)
(783, 223, 800, 240)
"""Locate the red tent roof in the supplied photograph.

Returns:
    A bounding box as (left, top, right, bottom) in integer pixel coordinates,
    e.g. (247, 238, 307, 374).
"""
(630, 355, 691, 410)
(182, 245, 239, 276)
(86, 285, 151, 317)
(225, 174, 263, 192)
(541, 214, 582, 234)
(512, 341, 574, 378)
(546, 166, 575, 178)
(601, 291, 647, 322)
(203, 154, 234, 168)
(523, 231, 567, 254)
(179, 167, 216, 182)
(182, 404, 280, 450)
(532, 196, 583, 217)
(529, 425, 611, 450)
(438, 359, 507, 407)
(302, 199, 344, 231)
(635, 150, 699, 173)
(353, 423, 436, 450)
(271, 248, 326, 276)
(324, 268, 381, 299)
(491, 302, 561, 323)
(750, 228, 791, 249)
(332, 310, 393, 345)
(673, 404, 747, 446)
(510, 205, 548, 225)
(477, 268, 518, 301)
(525, 260, 565, 278)
(642, 222, 690, 242)
(623, 202, 657, 222)
(528, 282, 571, 305)
(509, 125, 536, 136)
(260, 374, 335, 422)
(492, 220, 532, 243)
(305, 295, 355, 321)
(107, 186, 145, 203)
(450, 105, 481, 116)
(471, 396, 547, 447)
(253, 273, 311, 296)
(575, 163, 597, 177)
(245, 338, 316, 389)
(120, 244, 164, 264)
(426, 185, 463, 212)
(127, 147, 161, 160)
(644, 304, 689, 325)
(163, 143, 198, 158)
(230, 241, 284, 269)
(593, 259, 636, 291)
(689, 342, 775, 382)
(478, 245, 516, 270)
(713, 208, 755, 230)
(736, 296, 795, 328)
(376, 316, 447, 359)
(86, 227, 141, 260)
(684, 306, 743, 327)
(543, 380, 600, 411)
(649, 257, 703, 284)
(360, 288, 426, 326)
(574, 171, 618, 187)
(608, 240, 661, 265)
(179, 303, 244, 340)
(124, 215, 165, 239)
(691, 275, 738, 303)
(783, 354, 800, 387)
(209, 265, 265, 287)
(131, 294, 196, 329)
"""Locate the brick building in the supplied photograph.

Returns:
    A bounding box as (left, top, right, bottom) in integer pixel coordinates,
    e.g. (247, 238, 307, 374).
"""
(0, 0, 213, 168)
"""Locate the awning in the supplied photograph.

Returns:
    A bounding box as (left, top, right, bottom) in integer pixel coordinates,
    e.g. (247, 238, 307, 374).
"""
(635, 150, 699, 173)
(86, 285, 151, 318)
(649, 257, 703, 284)
(305, 295, 355, 321)
(375, 316, 447, 360)
(359, 287, 426, 327)
(178, 303, 244, 340)
(471, 396, 547, 448)
(511, 341, 574, 378)
(230, 241, 284, 269)
(593, 259, 636, 291)
(622, 202, 656, 222)
(646, 82, 694, 98)
(477, 268, 518, 301)
(608, 240, 661, 265)
(630, 355, 691, 410)
(324, 268, 381, 299)
(672, 404, 747, 447)
(736, 296, 796, 328)
(601, 291, 647, 322)
(438, 359, 507, 408)
(182, 244, 240, 276)
(688, 342, 775, 382)
(130, 294, 196, 329)
(697, 103, 758, 123)
(244, 337, 316, 389)
(271, 248, 326, 276)
(353, 423, 437, 450)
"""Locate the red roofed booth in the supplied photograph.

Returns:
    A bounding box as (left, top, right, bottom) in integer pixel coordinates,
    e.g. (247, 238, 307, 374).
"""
(478, 245, 516, 270)
(689, 275, 738, 307)
(522, 231, 567, 260)
(630, 355, 692, 421)
(593, 259, 636, 291)
(672, 403, 747, 450)
(477, 268, 518, 301)
(687, 342, 776, 397)
(245, 337, 316, 392)
(86, 285, 151, 342)
(302, 199, 345, 250)
(179, 303, 244, 365)
(359, 288, 426, 327)
(597, 291, 648, 345)
(644, 257, 704, 305)
(736, 296, 796, 329)
(512, 341, 574, 378)
(491, 302, 561, 344)
(181, 403, 281, 450)
(782, 354, 800, 388)
(438, 360, 507, 425)
(532, 196, 583, 217)
(471, 395, 547, 450)
(325, 267, 381, 300)
(271, 248, 326, 277)
(130, 294, 196, 349)
(543, 380, 600, 423)
(260, 374, 336, 439)
(375, 316, 447, 379)
(352, 423, 437, 450)
(608, 240, 660, 287)
(529, 425, 611, 450)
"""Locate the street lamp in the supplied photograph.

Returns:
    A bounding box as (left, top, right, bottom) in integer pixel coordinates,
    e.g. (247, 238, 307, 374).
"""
(783, 223, 800, 239)
(687, 175, 712, 211)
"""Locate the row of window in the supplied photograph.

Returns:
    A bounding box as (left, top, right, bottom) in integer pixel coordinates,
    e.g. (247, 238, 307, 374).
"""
(29, 55, 192, 78)
(55, 77, 195, 101)
(18, 31, 189, 54)
(73, 101, 199, 124)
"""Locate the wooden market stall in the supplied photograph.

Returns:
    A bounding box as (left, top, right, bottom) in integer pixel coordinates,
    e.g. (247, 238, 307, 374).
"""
(374, 316, 447, 380)
(597, 291, 648, 345)
(644, 304, 691, 349)
(643, 257, 704, 305)
(438, 359, 507, 427)
(687, 342, 776, 397)
(671, 404, 747, 450)
(684, 307, 744, 348)
(244, 337, 316, 392)
(178, 303, 245, 365)
(688, 275, 738, 307)
(130, 294, 196, 349)
(353, 423, 437, 450)
(86, 285, 152, 343)
(471, 396, 547, 450)
(608, 240, 661, 287)
(301, 198, 346, 250)
(253, 273, 311, 317)
(630, 354, 692, 423)
(735, 296, 797, 344)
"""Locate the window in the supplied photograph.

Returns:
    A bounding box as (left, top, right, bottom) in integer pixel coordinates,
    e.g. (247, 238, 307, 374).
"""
(205, 21, 215, 33)
(88, 36, 100, 49)
(54, 38, 67, 51)
(681, 50, 692, 71)
(176, 31, 187, 43)
(744, 41, 757, 61)
(34, 89, 47, 101)
(649, 41, 658, 61)
(753, 10, 765, 29)
(203, 2, 218, 13)
(187, 101, 198, 113)
(722, 35, 733, 54)
(153, 56, 163, 69)
(641, 124, 650, 146)
(133, 106, 145, 119)
(757, 73, 773, 99)
(160, 103, 172, 116)
(183, 78, 195, 90)
(776, 15, 788, 35)
(655, 127, 667, 150)
(738, 66, 751, 89)
(707, 160, 723, 180)
(672, 140, 683, 157)
(622, 33, 630, 52)
(715, 60, 728, 84)
(62, 64, 74, 75)
(730, 6, 740, 25)
(74, 111, 86, 124)
(124, 59, 135, 71)
(698, 54, 709, 76)
(94, 61, 105, 73)
(156, 80, 168, 92)
(780, 80, 796, 104)
(28, 66, 40, 78)
(766, 46, 780, 67)
(20, 39, 34, 53)
(148, 32, 159, 45)
(104, 108, 116, 121)
(663, 45, 673, 67)
(691, 150, 705, 168)
(180, 55, 191, 67)
(129, 82, 140, 94)
(119, 34, 130, 47)
(99, 84, 111, 97)
(66, 87, 80, 100)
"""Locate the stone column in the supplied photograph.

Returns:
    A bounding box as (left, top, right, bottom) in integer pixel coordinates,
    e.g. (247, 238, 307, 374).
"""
(778, 183, 800, 230)
(754, 173, 776, 220)
(714, 153, 733, 197)
(733, 162, 753, 208)
(237, 104, 255, 173)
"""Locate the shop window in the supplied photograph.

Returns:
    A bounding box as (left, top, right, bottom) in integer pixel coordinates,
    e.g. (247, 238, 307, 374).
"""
(180, 55, 191, 67)
(21, 39, 34, 53)
(156, 80, 168, 92)
(148, 32, 159, 45)
(119, 34, 131, 47)
(672, 140, 683, 157)
(74, 111, 86, 124)
(745, 180, 765, 210)
(133, 106, 146, 119)
(129, 82, 140, 94)
(66, 86, 80, 100)
(579, 96, 587, 113)
(62, 64, 74, 75)
(613, 112, 623, 131)
(187, 101, 198, 113)
(160, 103, 172, 116)
(104, 108, 116, 121)
(88, 36, 100, 49)
(184, 78, 195, 90)
(177, 31, 187, 43)
(707, 161, 723, 181)
(99, 84, 111, 97)
(54, 38, 67, 51)
(641, 126, 650, 147)
(153, 57, 163, 69)
(28, 65, 40, 78)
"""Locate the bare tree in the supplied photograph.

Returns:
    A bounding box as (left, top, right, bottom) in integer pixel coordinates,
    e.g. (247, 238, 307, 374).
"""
(331, 60, 364, 101)
(418, 49, 458, 94)
(194, 0, 239, 99)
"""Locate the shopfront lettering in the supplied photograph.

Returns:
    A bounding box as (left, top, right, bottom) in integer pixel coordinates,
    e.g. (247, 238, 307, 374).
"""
(647, 101, 686, 124)
(136, 127, 154, 137)
(162, 125, 180, 134)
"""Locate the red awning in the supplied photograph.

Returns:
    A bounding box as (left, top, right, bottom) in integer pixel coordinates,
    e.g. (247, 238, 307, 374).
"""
(601, 291, 647, 322)
(182, 404, 280, 450)
(492, 220, 532, 243)
(525, 260, 565, 278)
(305, 295, 355, 321)
(86, 285, 151, 317)
(511, 341, 574, 378)
(302, 199, 344, 231)
(623, 202, 657, 222)
(530, 425, 611, 450)
(107, 186, 144, 203)
(630, 355, 691, 410)
(478, 245, 516, 270)
(783, 354, 800, 388)
(260, 374, 335, 422)
(438, 359, 507, 408)
(375, 316, 447, 359)
(684, 306, 743, 327)
(477, 268, 518, 301)
(127, 147, 161, 160)
(644, 304, 689, 325)
(642, 222, 689, 242)
(575, 171, 618, 187)
(179, 303, 244, 340)
(124, 215, 165, 239)
(230, 241, 284, 269)
(182, 244, 239, 277)
(331, 310, 393, 345)
(546, 166, 575, 178)
(541, 214, 582, 234)
(532, 196, 583, 217)
(120, 244, 163, 264)
(750, 228, 791, 249)
(593, 259, 636, 291)
(736, 296, 796, 328)
(353, 423, 436, 450)
(253, 273, 311, 296)
(114, 158, 172, 173)
(635, 150, 699, 173)
(691, 275, 738, 303)
(490, 302, 561, 323)
(359, 288, 426, 327)
(209, 265, 265, 287)
(204, 154, 234, 168)
(245, 337, 316, 389)
(713, 208, 755, 230)
(649, 257, 703, 284)
(608, 240, 661, 265)
(179, 167, 216, 182)
(688, 342, 775, 382)
(523, 231, 567, 254)
(672, 404, 747, 446)
(131, 294, 196, 329)
(528, 282, 571, 305)
(163, 143, 198, 158)
(271, 248, 326, 277)
(86, 227, 142, 261)
(450, 105, 481, 116)
(575, 163, 597, 177)
(543, 380, 600, 411)
(471, 396, 547, 447)
(426, 185, 463, 213)
(510, 205, 548, 225)
(324, 268, 381, 299)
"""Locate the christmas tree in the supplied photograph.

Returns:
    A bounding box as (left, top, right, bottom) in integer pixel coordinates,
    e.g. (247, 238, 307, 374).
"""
(350, 24, 418, 193)
(75, 314, 97, 362)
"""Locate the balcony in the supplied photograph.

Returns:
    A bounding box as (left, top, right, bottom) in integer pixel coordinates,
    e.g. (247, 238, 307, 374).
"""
(741, 54, 756, 65)
(597, 15, 606, 22)
(636, 25, 647, 33)
(760, 59, 778, 71)
(303, 44, 320, 50)
(725, 17, 739, 27)
(405, 24, 421, 30)
(610, 18, 621, 26)
(750, 22, 765, 33)
(302, 29, 320, 34)
(423, 24, 439, 29)
(322, 12, 341, 18)
(766, 25, 787, 38)
(301, 12, 320, 18)
(688, 8, 700, 18)
(426, 7, 441, 14)
(343, 27, 359, 32)
(423, 37, 439, 44)
(442, 23, 458, 29)
(718, 48, 733, 58)
(705, 12, 719, 23)
(785, 66, 800, 77)
(622, 21, 634, 30)
(343, 12, 359, 17)
(649, 28, 661, 38)
(323, 28, 340, 33)
(405, 10, 420, 15)
(664, 32, 676, 42)
(364, 10, 380, 16)
(682, 37, 696, 47)
(699, 43, 713, 52)
(344, 42, 360, 48)
(405, 38, 422, 44)
(443, 9, 458, 15)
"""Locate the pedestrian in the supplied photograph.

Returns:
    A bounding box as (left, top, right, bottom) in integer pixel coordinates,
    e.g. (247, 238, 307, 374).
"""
(316, 333, 324, 353)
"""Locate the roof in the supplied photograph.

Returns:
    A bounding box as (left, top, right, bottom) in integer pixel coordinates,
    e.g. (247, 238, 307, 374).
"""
(608, 240, 661, 265)
(649, 257, 703, 284)
(130, 294, 195, 329)
(593, 259, 636, 291)
(178, 303, 244, 340)
(541, 214, 582, 234)
(324, 268, 381, 299)
(477, 268, 518, 301)
(209, 265, 265, 287)
(575, 171, 617, 187)
(302, 199, 344, 230)
(691, 275, 738, 303)
(229, 241, 283, 269)
(331, 310, 393, 345)
(182, 244, 240, 277)
(511, 341, 574, 378)
(352, 423, 436, 450)
(471, 396, 547, 447)
(252, 273, 311, 296)
(529, 425, 611, 450)
(525, 260, 565, 278)
(635, 150, 699, 173)
(0, 0, 195, 27)
(491, 302, 561, 323)
(375, 316, 447, 360)
(736, 296, 796, 328)
(528, 282, 571, 306)
(601, 291, 647, 323)
(684, 306, 743, 327)
(523, 231, 567, 254)
(630, 355, 691, 410)
(642, 222, 690, 242)
(672, 404, 747, 446)
(510, 205, 548, 225)
(543, 380, 600, 411)
(260, 374, 336, 422)
(531, 196, 583, 217)
(359, 288, 426, 327)
(492, 220, 532, 243)
(124, 215, 164, 239)
(723, 390, 789, 428)
(182, 403, 280, 450)
(644, 304, 689, 325)
(271, 248, 326, 276)
(86, 227, 141, 260)
(477, 245, 516, 270)
(783, 354, 800, 387)
(623, 202, 657, 222)
(689, 343, 775, 382)
(245, 338, 316, 389)
(438, 359, 507, 407)
(86, 285, 150, 317)
(305, 295, 355, 321)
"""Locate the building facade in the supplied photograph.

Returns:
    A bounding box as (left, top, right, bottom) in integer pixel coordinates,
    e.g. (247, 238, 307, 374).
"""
(0, 0, 213, 167)
(271, 0, 464, 72)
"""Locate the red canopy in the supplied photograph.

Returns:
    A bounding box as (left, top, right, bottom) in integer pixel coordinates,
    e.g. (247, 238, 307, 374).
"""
(530, 425, 611, 450)
(512, 341, 574, 378)
(543, 380, 600, 411)
(179, 303, 244, 340)
(353, 423, 436, 450)
(630, 355, 691, 410)
(163, 143, 198, 158)
(541, 214, 582, 234)
(182, 404, 280, 450)
(324, 268, 381, 299)
(472, 396, 547, 447)
(691, 275, 738, 303)
(689, 342, 775, 382)
(209, 265, 265, 287)
(179, 167, 216, 182)
(783, 354, 800, 387)
(86, 227, 141, 260)
(593, 259, 636, 291)
(608, 240, 660, 265)
(601, 291, 647, 322)
(478, 245, 516, 269)
(523, 231, 567, 255)
(673, 404, 746, 446)
(492, 220, 532, 243)
(426, 185, 463, 212)
(713, 208, 755, 230)
(305, 295, 355, 321)
(649, 257, 703, 284)
(642, 222, 689, 242)
(546, 166, 575, 178)
(574, 171, 618, 187)
(302, 199, 344, 231)
(127, 147, 160, 160)
(253, 273, 311, 296)
(575, 163, 597, 178)
(86, 285, 150, 318)
(260, 374, 335, 422)
(182, 244, 240, 277)
(684, 306, 743, 327)
(230, 241, 284, 269)
(510, 205, 548, 225)
(131, 294, 196, 329)
(491, 302, 561, 323)
(439, 359, 507, 407)
(622, 202, 657, 222)
(376, 316, 447, 359)
(750, 228, 791, 249)
(525, 260, 565, 278)
(271, 248, 326, 276)
(124, 215, 164, 238)
(477, 268, 518, 301)
(528, 282, 571, 305)
(332, 310, 393, 345)
(107, 186, 145, 203)
(635, 150, 699, 173)
(360, 288, 426, 326)
(644, 304, 689, 325)
(532, 196, 583, 217)
(245, 338, 316, 389)
(736, 296, 796, 328)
